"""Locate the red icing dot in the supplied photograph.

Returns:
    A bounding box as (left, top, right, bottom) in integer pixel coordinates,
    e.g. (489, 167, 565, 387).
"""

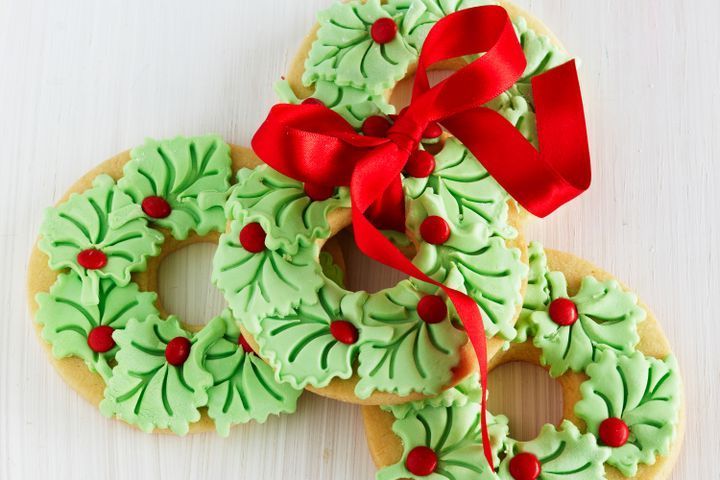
(238, 335, 255, 354)
(302, 97, 325, 106)
(508, 452, 541, 480)
(87, 326, 115, 353)
(141, 195, 172, 219)
(77, 249, 107, 270)
(548, 298, 579, 326)
(417, 295, 447, 324)
(362, 115, 392, 137)
(304, 182, 335, 201)
(330, 320, 359, 345)
(599, 417, 630, 447)
(423, 122, 443, 139)
(420, 216, 450, 245)
(405, 446, 438, 476)
(370, 18, 398, 44)
(404, 150, 435, 178)
(239, 222, 266, 253)
(165, 337, 191, 366)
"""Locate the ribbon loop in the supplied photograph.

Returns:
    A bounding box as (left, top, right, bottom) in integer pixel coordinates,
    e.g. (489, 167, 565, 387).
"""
(251, 5, 591, 470)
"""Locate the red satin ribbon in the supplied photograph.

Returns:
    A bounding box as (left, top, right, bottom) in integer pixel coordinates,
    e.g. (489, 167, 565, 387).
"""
(252, 5, 590, 470)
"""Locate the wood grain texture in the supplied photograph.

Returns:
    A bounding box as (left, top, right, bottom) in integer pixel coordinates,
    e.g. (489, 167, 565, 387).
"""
(0, 0, 717, 478)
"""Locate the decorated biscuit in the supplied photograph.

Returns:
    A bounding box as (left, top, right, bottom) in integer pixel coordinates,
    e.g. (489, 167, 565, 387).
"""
(362, 246, 684, 479)
(217, 0, 590, 409)
(28, 136, 304, 434)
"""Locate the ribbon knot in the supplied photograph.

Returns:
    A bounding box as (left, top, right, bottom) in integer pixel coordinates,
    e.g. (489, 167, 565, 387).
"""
(252, 5, 590, 470)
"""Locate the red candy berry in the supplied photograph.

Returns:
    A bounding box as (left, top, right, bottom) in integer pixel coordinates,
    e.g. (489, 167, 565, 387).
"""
(548, 298, 579, 326)
(304, 182, 335, 201)
(330, 320, 359, 345)
(362, 115, 393, 137)
(239, 222, 266, 253)
(404, 150, 435, 178)
(405, 446, 438, 476)
(238, 335, 255, 354)
(87, 326, 115, 353)
(422, 122, 443, 139)
(420, 216, 450, 245)
(302, 97, 324, 106)
(599, 417, 630, 447)
(508, 452, 541, 480)
(77, 249, 107, 270)
(370, 18, 398, 44)
(417, 295, 447, 324)
(165, 337, 191, 366)
(141, 195, 172, 219)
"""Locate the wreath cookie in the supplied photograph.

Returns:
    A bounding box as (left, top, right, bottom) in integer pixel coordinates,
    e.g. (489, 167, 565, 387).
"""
(214, 0, 573, 406)
(362, 246, 684, 479)
(27, 136, 312, 435)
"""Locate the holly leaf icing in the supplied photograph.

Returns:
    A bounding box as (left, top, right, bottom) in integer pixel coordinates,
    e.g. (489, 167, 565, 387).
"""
(382, 372, 483, 420)
(387, 0, 493, 54)
(319, 251, 345, 288)
(99, 315, 212, 435)
(377, 402, 508, 480)
(35, 272, 158, 381)
(485, 85, 538, 145)
(38, 174, 164, 305)
(118, 135, 232, 240)
(186, 310, 303, 436)
(514, 16, 571, 86)
(513, 242, 550, 343)
(404, 138, 515, 238)
(530, 275, 646, 377)
(575, 350, 681, 477)
(498, 421, 610, 479)
(275, 79, 394, 128)
(212, 219, 325, 335)
(408, 191, 526, 340)
(303, 0, 415, 95)
(225, 166, 349, 255)
(255, 283, 391, 389)
(355, 278, 467, 398)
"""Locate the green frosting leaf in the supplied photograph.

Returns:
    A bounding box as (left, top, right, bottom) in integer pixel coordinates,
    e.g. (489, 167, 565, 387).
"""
(319, 251, 345, 288)
(404, 138, 515, 238)
(118, 135, 232, 240)
(212, 219, 325, 335)
(514, 16, 571, 86)
(35, 272, 158, 382)
(382, 372, 482, 420)
(387, 0, 493, 54)
(530, 276, 646, 377)
(377, 402, 508, 480)
(38, 174, 164, 305)
(99, 315, 212, 435)
(575, 351, 681, 477)
(498, 421, 610, 479)
(186, 310, 303, 436)
(255, 283, 392, 389)
(303, 0, 415, 95)
(513, 241, 550, 343)
(275, 79, 394, 128)
(485, 85, 538, 145)
(225, 166, 349, 255)
(356, 279, 467, 398)
(409, 191, 526, 340)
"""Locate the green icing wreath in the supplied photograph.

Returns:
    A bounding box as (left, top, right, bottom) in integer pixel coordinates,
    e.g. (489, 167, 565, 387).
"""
(375, 244, 682, 479)
(34, 135, 302, 435)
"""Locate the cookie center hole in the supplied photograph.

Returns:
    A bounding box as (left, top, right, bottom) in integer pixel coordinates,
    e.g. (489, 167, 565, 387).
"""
(390, 70, 454, 111)
(158, 242, 225, 328)
(487, 362, 564, 441)
(333, 229, 416, 293)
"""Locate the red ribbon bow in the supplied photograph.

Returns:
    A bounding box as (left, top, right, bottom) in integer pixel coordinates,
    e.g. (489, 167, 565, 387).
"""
(252, 5, 590, 469)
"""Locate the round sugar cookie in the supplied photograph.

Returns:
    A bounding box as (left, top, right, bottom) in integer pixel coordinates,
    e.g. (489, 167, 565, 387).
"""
(362, 247, 685, 479)
(224, 0, 574, 406)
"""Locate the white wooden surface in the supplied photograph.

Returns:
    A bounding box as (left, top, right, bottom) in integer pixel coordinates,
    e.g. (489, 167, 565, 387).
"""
(1, 0, 718, 478)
